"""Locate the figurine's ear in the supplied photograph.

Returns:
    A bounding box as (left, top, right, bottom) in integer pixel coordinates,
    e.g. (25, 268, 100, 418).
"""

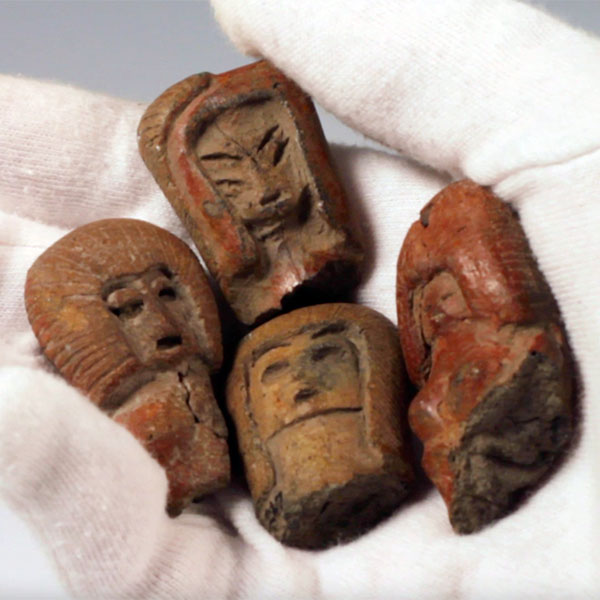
(341, 306, 412, 469)
(166, 104, 258, 278)
(225, 358, 275, 504)
(138, 72, 212, 186)
(138, 72, 258, 285)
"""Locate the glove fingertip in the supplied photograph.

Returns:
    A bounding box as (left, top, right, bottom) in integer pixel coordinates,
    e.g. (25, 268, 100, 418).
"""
(0, 366, 167, 507)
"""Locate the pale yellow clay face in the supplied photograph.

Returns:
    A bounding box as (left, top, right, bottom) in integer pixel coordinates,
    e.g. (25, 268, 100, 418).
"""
(247, 323, 378, 494)
(103, 265, 204, 366)
(196, 98, 313, 242)
(225, 303, 414, 549)
(248, 325, 362, 442)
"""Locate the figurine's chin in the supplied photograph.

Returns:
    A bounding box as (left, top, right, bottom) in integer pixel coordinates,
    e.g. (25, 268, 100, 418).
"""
(265, 409, 374, 496)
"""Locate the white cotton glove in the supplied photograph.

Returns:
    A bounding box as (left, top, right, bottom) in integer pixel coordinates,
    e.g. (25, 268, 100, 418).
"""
(1, 0, 599, 598)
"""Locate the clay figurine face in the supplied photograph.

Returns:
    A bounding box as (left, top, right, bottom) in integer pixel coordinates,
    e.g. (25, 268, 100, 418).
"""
(104, 265, 202, 366)
(396, 180, 573, 534)
(196, 99, 312, 244)
(227, 304, 414, 549)
(248, 324, 361, 442)
(25, 219, 230, 515)
(138, 61, 364, 324)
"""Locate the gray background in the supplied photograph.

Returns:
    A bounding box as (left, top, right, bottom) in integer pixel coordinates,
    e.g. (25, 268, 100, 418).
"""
(0, 1, 598, 597)
(2, 0, 600, 149)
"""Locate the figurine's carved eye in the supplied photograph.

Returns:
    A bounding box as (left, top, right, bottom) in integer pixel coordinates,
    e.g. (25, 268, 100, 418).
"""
(200, 152, 243, 161)
(311, 344, 344, 362)
(261, 360, 290, 383)
(272, 138, 289, 166)
(158, 287, 176, 301)
(257, 125, 279, 152)
(110, 300, 144, 319)
(294, 388, 318, 403)
(255, 125, 289, 165)
(158, 266, 173, 279)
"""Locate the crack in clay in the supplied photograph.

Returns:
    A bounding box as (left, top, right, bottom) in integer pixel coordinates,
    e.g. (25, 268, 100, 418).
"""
(179, 368, 228, 438)
(178, 370, 199, 424)
(214, 121, 261, 170)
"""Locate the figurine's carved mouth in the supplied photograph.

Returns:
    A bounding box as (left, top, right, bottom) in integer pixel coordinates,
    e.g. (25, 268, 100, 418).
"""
(241, 185, 312, 242)
(156, 335, 183, 351)
(244, 194, 293, 222)
(249, 221, 286, 242)
(267, 406, 363, 442)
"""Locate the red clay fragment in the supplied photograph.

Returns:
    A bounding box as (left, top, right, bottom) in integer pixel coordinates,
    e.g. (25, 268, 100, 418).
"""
(396, 180, 573, 533)
(138, 60, 363, 325)
(25, 219, 230, 515)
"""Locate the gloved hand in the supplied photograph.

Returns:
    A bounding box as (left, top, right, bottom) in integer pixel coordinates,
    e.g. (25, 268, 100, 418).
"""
(1, 1, 599, 598)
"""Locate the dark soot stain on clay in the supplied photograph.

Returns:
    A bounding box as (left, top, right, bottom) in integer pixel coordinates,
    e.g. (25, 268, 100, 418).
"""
(227, 303, 415, 548)
(396, 180, 574, 534)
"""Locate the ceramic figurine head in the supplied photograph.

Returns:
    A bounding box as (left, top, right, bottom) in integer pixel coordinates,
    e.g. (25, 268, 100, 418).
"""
(227, 303, 414, 548)
(138, 60, 363, 324)
(396, 180, 573, 533)
(25, 218, 229, 514)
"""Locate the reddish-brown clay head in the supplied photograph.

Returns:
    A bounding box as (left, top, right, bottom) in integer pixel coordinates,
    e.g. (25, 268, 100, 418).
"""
(396, 180, 573, 533)
(138, 60, 363, 325)
(227, 303, 414, 549)
(25, 218, 230, 515)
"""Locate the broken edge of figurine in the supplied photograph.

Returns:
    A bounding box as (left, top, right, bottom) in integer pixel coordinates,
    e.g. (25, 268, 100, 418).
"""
(227, 303, 415, 549)
(396, 180, 574, 534)
(138, 60, 364, 326)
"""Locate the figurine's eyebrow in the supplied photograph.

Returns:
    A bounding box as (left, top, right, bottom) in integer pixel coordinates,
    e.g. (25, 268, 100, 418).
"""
(101, 277, 135, 299)
(310, 322, 348, 338)
(261, 360, 290, 382)
(108, 281, 129, 292)
(101, 265, 173, 299)
(146, 268, 174, 287)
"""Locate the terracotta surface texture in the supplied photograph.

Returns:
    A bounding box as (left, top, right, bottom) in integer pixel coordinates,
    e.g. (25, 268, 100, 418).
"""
(227, 303, 414, 549)
(396, 180, 573, 534)
(25, 218, 230, 515)
(138, 60, 363, 325)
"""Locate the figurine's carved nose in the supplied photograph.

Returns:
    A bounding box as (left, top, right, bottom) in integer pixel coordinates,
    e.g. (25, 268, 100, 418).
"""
(140, 294, 182, 348)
